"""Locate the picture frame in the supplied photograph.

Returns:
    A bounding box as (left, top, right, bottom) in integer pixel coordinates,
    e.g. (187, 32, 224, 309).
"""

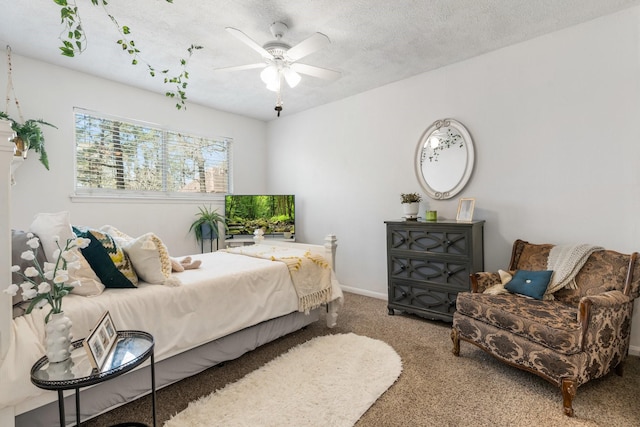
(83, 311, 118, 370)
(456, 197, 476, 222)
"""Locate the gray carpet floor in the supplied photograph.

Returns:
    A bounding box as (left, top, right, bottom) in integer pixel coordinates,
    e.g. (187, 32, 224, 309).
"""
(85, 292, 640, 426)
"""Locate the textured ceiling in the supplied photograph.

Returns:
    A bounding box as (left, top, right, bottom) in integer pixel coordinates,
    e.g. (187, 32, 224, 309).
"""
(1, 0, 639, 121)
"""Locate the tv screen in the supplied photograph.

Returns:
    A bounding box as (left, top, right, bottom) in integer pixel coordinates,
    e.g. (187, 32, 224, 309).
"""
(225, 194, 295, 237)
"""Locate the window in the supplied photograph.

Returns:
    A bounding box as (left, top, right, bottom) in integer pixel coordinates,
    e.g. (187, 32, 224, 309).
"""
(74, 108, 232, 199)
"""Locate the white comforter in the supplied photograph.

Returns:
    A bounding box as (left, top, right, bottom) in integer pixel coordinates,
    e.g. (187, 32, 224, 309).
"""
(0, 250, 343, 411)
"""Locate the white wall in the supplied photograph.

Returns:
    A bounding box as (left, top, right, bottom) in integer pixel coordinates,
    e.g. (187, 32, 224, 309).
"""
(2, 54, 267, 256)
(266, 7, 640, 351)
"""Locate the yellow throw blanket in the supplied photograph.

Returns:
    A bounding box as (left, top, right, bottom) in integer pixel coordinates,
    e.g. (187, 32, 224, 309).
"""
(224, 245, 332, 313)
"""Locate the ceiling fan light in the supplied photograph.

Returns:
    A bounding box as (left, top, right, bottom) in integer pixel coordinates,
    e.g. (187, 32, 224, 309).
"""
(266, 78, 281, 92)
(283, 67, 301, 88)
(260, 65, 279, 85)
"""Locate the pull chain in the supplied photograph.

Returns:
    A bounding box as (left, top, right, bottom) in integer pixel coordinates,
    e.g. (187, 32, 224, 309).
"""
(274, 85, 283, 117)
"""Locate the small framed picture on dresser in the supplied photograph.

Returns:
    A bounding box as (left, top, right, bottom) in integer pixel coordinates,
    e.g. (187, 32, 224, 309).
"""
(83, 311, 118, 370)
(456, 198, 475, 222)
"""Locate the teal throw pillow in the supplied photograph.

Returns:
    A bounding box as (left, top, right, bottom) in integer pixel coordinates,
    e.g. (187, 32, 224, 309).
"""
(504, 270, 553, 300)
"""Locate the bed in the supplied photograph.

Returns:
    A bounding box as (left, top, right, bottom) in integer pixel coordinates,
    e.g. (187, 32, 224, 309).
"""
(0, 125, 343, 427)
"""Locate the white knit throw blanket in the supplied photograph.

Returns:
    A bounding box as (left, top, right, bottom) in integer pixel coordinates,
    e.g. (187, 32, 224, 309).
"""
(545, 243, 603, 298)
(224, 245, 332, 313)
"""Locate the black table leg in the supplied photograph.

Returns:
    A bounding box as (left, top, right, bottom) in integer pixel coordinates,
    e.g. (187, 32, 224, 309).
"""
(57, 390, 65, 427)
(75, 387, 81, 426)
(151, 351, 156, 427)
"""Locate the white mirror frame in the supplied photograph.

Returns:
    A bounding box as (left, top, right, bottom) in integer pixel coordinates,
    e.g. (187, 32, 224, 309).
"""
(415, 118, 475, 200)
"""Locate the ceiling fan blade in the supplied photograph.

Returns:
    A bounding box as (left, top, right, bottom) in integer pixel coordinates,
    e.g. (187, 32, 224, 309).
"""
(213, 63, 266, 72)
(286, 32, 330, 61)
(225, 27, 274, 59)
(291, 63, 341, 80)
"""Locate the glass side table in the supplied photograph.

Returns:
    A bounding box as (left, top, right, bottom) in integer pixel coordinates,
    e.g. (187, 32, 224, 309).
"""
(31, 330, 156, 427)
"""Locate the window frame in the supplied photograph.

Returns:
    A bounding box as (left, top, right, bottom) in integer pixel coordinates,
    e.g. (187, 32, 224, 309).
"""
(72, 108, 233, 202)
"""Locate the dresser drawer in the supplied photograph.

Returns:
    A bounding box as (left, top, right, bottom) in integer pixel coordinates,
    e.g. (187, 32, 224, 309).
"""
(388, 254, 470, 290)
(387, 280, 458, 320)
(387, 225, 471, 257)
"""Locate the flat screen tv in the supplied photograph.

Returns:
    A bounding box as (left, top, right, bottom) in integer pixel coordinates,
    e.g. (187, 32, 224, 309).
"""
(225, 194, 295, 237)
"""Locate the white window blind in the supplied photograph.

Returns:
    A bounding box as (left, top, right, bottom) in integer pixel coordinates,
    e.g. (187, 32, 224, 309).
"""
(74, 108, 232, 199)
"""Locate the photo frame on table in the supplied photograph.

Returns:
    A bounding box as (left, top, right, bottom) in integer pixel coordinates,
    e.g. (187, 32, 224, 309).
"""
(83, 311, 118, 370)
(456, 197, 476, 222)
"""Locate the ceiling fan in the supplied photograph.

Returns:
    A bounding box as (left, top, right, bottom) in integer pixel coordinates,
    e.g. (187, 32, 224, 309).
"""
(217, 22, 341, 116)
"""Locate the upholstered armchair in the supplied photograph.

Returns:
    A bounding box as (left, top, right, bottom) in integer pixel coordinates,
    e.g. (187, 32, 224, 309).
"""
(451, 239, 639, 416)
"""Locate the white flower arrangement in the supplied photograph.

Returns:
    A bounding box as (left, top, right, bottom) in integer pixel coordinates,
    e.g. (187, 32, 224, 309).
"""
(3, 233, 91, 322)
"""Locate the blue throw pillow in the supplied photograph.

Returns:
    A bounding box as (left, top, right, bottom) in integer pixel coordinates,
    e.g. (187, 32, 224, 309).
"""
(504, 270, 553, 300)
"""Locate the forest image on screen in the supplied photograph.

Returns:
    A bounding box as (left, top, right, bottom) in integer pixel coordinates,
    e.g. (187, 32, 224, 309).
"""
(225, 195, 295, 236)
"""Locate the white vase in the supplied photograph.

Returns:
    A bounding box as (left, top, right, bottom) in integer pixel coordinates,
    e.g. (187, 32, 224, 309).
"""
(45, 312, 73, 363)
(402, 202, 419, 219)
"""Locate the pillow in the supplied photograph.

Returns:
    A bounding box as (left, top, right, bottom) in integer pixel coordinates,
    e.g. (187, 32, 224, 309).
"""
(68, 255, 106, 297)
(483, 269, 513, 296)
(11, 230, 48, 318)
(504, 270, 554, 300)
(29, 211, 75, 262)
(100, 224, 134, 245)
(122, 232, 173, 284)
(73, 226, 139, 288)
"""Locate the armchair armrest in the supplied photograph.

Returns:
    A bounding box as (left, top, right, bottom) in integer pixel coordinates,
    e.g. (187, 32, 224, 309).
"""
(470, 272, 501, 293)
(578, 290, 633, 350)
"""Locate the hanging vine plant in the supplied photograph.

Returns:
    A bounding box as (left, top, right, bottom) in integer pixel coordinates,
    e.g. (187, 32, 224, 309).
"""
(2, 46, 57, 170)
(52, 0, 202, 110)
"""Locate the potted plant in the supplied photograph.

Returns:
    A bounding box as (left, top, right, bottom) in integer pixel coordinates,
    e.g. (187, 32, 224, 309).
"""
(400, 192, 422, 219)
(0, 112, 57, 170)
(188, 205, 228, 251)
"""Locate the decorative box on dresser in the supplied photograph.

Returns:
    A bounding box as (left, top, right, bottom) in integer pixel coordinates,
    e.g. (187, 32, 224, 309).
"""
(385, 219, 484, 322)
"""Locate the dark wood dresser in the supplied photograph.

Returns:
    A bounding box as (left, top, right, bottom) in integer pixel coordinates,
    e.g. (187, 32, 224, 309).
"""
(385, 219, 484, 322)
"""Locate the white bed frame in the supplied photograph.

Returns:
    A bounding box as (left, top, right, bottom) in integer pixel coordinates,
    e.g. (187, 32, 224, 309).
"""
(0, 121, 339, 427)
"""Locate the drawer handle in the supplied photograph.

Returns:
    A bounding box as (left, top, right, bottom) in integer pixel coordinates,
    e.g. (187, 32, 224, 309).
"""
(401, 291, 408, 298)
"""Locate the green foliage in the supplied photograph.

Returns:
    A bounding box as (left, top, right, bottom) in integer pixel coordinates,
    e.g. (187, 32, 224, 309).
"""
(0, 112, 57, 170)
(52, 0, 200, 110)
(188, 205, 227, 243)
(400, 192, 422, 204)
(225, 195, 295, 235)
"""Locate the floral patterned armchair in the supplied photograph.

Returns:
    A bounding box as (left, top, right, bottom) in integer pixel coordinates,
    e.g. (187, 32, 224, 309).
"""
(451, 239, 639, 416)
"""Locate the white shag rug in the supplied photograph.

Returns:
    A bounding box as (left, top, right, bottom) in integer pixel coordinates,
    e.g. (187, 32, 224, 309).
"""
(164, 333, 402, 427)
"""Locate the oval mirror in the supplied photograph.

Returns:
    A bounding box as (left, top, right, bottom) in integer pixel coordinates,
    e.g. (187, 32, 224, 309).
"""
(415, 118, 475, 200)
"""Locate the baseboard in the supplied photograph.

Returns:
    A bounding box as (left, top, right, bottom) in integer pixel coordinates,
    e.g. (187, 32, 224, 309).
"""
(340, 285, 387, 301)
(629, 345, 640, 357)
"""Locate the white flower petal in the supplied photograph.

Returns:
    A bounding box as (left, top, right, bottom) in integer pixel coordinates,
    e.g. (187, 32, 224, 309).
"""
(20, 251, 35, 261)
(11, 265, 20, 273)
(3, 284, 19, 296)
(22, 289, 37, 300)
(26, 237, 40, 249)
(37, 282, 51, 294)
(24, 267, 39, 278)
(54, 273, 69, 284)
(20, 282, 34, 291)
